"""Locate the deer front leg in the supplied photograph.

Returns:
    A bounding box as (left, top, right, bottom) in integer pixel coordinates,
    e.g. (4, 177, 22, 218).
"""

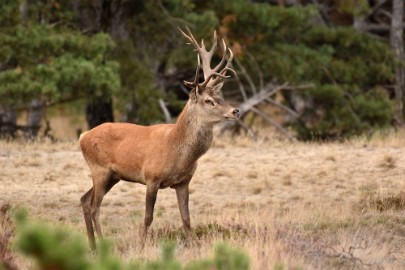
(175, 183, 192, 239)
(141, 183, 159, 245)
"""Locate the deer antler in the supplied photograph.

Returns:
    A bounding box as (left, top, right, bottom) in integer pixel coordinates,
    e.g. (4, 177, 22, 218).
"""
(179, 27, 236, 89)
(184, 54, 201, 89)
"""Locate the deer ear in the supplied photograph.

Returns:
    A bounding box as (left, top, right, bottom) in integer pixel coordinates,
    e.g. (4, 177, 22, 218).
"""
(196, 85, 203, 96)
(212, 82, 224, 93)
(189, 86, 203, 102)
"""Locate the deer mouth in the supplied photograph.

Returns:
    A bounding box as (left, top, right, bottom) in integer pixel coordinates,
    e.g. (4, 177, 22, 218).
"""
(223, 108, 240, 120)
(224, 115, 238, 121)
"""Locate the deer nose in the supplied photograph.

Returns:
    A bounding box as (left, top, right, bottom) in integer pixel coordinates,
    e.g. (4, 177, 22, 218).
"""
(233, 109, 240, 118)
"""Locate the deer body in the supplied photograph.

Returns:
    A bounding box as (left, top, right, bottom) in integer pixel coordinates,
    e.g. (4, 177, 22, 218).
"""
(80, 102, 213, 188)
(80, 28, 239, 249)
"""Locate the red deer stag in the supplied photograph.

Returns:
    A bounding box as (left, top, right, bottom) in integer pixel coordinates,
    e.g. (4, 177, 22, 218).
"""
(79, 27, 239, 249)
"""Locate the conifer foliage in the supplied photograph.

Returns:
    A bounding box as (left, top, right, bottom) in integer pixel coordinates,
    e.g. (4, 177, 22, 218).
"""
(0, 0, 398, 139)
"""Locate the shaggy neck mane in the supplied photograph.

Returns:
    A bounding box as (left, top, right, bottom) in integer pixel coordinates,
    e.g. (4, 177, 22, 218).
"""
(170, 101, 214, 160)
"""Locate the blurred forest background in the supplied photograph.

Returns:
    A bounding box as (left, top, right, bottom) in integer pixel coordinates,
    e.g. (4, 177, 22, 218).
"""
(0, 0, 404, 141)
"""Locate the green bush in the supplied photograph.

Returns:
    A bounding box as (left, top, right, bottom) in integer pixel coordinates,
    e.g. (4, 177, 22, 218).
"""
(12, 210, 250, 270)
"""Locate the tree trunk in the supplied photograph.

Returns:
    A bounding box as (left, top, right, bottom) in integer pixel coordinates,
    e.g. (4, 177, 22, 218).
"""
(25, 99, 45, 139)
(390, 0, 405, 124)
(85, 98, 114, 129)
(0, 105, 17, 138)
(73, 0, 130, 128)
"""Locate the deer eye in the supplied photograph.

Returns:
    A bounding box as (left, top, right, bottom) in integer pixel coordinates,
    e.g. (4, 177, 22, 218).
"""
(205, 99, 215, 106)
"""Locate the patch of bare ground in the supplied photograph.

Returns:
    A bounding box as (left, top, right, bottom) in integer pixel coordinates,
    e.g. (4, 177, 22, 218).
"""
(1, 130, 405, 269)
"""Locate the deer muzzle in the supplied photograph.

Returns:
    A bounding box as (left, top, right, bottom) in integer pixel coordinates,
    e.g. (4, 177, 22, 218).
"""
(233, 109, 241, 118)
(224, 107, 240, 120)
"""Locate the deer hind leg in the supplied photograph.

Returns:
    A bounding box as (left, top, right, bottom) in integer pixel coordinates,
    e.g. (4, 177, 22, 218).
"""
(81, 169, 119, 249)
(90, 171, 120, 240)
(81, 187, 96, 250)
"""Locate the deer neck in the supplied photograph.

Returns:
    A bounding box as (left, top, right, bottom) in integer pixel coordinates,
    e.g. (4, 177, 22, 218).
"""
(171, 101, 214, 162)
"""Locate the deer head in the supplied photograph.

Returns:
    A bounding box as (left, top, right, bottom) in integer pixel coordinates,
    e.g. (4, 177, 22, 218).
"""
(179, 27, 240, 123)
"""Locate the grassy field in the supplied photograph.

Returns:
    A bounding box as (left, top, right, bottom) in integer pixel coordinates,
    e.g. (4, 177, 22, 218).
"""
(1, 132, 405, 269)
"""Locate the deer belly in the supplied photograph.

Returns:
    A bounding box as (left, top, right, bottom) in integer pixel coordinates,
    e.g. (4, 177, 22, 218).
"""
(118, 170, 146, 185)
(159, 175, 191, 188)
(159, 165, 197, 189)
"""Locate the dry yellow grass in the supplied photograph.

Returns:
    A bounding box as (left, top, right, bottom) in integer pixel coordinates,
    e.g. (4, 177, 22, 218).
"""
(1, 131, 405, 269)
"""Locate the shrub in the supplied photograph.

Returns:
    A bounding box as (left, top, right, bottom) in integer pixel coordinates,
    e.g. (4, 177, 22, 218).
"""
(11, 210, 250, 270)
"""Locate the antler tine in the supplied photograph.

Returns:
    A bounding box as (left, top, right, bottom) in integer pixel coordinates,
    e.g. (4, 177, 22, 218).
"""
(199, 31, 219, 80)
(210, 47, 236, 86)
(178, 27, 201, 51)
(200, 31, 217, 58)
(208, 31, 218, 55)
(178, 27, 191, 41)
(180, 27, 236, 89)
(219, 47, 235, 75)
(185, 27, 202, 50)
(183, 54, 201, 88)
(222, 47, 235, 74)
(180, 27, 214, 79)
(212, 39, 227, 73)
(222, 66, 237, 76)
(200, 71, 230, 88)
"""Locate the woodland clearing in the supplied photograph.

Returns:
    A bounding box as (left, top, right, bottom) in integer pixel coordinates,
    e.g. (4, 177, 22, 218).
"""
(1, 132, 404, 269)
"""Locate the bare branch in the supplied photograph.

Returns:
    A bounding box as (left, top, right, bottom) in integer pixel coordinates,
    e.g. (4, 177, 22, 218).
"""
(250, 107, 295, 141)
(238, 83, 288, 116)
(391, 0, 405, 123)
(282, 83, 314, 90)
(158, 99, 172, 123)
(180, 84, 190, 95)
(246, 51, 264, 91)
(157, 0, 191, 31)
(216, 83, 289, 137)
(310, 0, 331, 26)
(233, 72, 249, 101)
(265, 98, 300, 119)
(234, 57, 257, 94)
